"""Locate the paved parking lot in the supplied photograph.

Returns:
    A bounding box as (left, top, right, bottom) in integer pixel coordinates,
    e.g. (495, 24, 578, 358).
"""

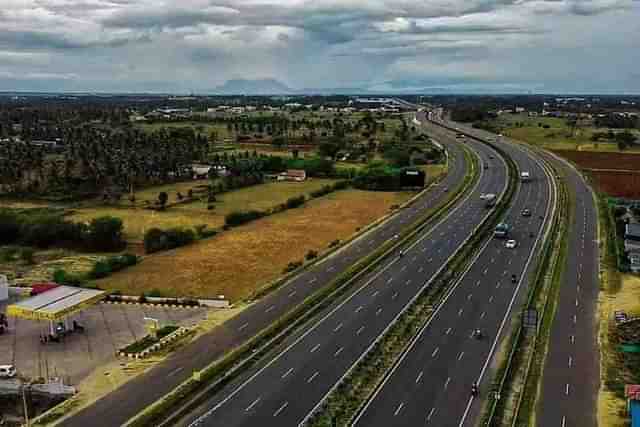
(0, 301, 208, 384)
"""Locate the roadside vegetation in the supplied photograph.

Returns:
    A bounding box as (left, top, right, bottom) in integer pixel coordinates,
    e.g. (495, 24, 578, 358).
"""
(1, 100, 446, 301)
(597, 197, 640, 427)
(123, 141, 475, 427)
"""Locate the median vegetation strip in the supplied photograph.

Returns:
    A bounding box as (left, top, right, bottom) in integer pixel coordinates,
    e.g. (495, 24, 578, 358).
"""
(124, 145, 479, 427)
(305, 138, 518, 427)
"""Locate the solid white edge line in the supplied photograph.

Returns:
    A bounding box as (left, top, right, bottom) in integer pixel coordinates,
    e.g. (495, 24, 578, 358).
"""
(457, 136, 557, 427)
(345, 142, 509, 427)
(187, 151, 485, 425)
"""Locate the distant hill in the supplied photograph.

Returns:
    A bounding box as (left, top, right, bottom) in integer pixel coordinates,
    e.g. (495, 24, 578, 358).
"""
(213, 79, 293, 95)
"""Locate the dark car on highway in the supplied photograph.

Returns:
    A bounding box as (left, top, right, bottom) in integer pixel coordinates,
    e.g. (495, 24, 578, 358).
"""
(522, 208, 532, 217)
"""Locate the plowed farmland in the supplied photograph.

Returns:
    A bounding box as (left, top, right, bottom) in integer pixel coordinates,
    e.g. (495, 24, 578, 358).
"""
(553, 150, 640, 198)
(553, 150, 640, 170)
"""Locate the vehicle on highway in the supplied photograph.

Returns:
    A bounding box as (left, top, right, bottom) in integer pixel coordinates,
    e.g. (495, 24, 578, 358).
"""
(484, 163, 489, 169)
(520, 171, 531, 182)
(472, 329, 483, 339)
(511, 274, 518, 284)
(489, 155, 495, 159)
(0, 365, 16, 378)
(456, 133, 465, 139)
(482, 193, 497, 208)
(494, 222, 510, 238)
(522, 208, 531, 217)
(505, 239, 518, 249)
(471, 383, 479, 397)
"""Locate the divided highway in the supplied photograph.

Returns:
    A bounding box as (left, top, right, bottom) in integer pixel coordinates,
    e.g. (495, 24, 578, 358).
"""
(536, 153, 599, 427)
(179, 127, 508, 426)
(352, 119, 555, 427)
(446, 118, 600, 427)
(61, 116, 472, 427)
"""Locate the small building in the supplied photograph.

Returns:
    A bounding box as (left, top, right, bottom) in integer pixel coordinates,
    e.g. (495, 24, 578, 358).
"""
(278, 169, 307, 182)
(629, 252, 640, 273)
(192, 164, 213, 179)
(625, 224, 640, 253)
(0, 275, 8, 302)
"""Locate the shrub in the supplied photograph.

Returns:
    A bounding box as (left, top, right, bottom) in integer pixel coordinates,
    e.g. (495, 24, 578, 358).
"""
(329, 239, 341, 248)
(333, 180, 349, 190)
(194, 224, 208, 238)
(53, 268, 85, 287)
(147, 288, 164, 298)
(85, 216, 125, 252)
(285, 195, 306, 209)
(144, 228, 168, 254)
(20, 247, 35, 264)
(90, 261, 112, 279)
(310, 185, 333, 198)
(225, 210, 267, 227)
(284, 260, 303, 273)
(164, 228, 196, 249)
(306, 250, 318, 261)
(143, 227, 195, 254)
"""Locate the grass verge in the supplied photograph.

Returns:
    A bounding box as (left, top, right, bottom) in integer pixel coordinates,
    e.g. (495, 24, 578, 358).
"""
(123, 146, 478, 427)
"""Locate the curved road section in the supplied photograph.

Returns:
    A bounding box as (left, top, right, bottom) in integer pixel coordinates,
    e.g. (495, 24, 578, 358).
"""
(178, 127, 508, 426)
(352, 119, 555, 427)
(444, 119, 600, 427)
(62, 117, 471, 427)
(536, 153, 599, 427)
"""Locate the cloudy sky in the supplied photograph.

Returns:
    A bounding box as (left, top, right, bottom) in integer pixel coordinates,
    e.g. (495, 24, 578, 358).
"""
(0, 0, 638, 93)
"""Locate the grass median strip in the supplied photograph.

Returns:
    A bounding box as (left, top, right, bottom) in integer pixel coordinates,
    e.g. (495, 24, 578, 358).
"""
(305, 138, 518, 427)
(122, 146, 479, 427)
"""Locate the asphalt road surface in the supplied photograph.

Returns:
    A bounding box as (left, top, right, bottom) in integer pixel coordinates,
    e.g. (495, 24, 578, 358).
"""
(536, 152, 599, 427)
(61, 118, 472, 427)
(442, 120, 600, 427)
(179, 124, 508, 426)
(352, 120, 555, 427)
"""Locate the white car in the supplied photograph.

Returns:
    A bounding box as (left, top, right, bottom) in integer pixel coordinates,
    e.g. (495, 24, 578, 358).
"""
(0, 364, 16, 378)
(505, 239, 517, 249)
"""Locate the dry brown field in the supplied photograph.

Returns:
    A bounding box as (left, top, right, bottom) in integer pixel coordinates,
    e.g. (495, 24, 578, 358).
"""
(96, 189, 412, 301)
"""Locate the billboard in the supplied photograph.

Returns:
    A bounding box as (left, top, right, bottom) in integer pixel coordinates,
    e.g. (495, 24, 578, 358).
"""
(401, 169, 426, 188)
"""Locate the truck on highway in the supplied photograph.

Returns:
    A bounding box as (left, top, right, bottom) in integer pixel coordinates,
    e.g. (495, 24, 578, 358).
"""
(520, 171, 531, 182)
(494, 222, 510, 238)
(480, 193, 497, 208)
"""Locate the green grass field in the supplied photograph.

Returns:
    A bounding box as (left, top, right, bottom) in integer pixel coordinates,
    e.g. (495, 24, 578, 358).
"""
(70, 179, 337, 241)
(493, 113, 640, 153)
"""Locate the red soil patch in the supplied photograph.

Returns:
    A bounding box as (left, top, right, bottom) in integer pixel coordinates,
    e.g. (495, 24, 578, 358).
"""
(552, 150, 640, 171)
(552, 150, 640, 198)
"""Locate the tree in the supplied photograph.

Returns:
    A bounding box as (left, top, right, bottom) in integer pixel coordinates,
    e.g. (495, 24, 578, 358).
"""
(86, 216, 125, 251)
(144, 228, 167, 254)
(318, 142, 341, 159)
(158, 191, 168, 210)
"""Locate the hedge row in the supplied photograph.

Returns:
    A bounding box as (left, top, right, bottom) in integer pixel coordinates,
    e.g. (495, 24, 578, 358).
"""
(224, 181, 350, 228)
(144, 227, 196, 254)
(88, 254, 139, 279)
(0, 209, 125, 252)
